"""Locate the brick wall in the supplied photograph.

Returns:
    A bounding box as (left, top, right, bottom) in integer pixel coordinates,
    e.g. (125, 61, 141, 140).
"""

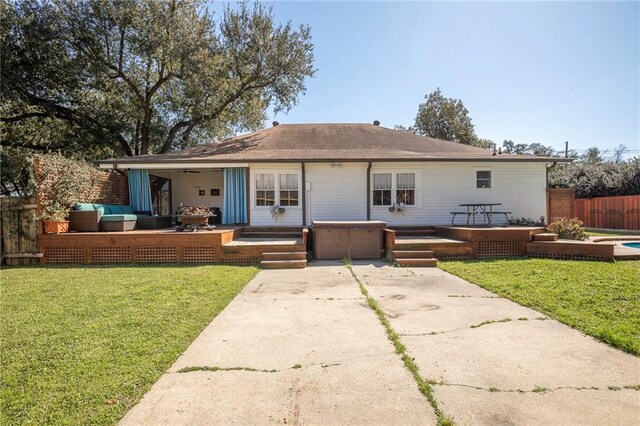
(90, 171, 129, 205)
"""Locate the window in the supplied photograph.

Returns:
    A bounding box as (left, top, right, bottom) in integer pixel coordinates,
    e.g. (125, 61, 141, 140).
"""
(255, 173, 301, 207)
(476, 171, 492, 189)
(373, 172, 417, 207)
(255, 174, 275, 206)
(373, 173, 392, 206)
(279, 174, 299, 206)
(396, 173, 415, 205)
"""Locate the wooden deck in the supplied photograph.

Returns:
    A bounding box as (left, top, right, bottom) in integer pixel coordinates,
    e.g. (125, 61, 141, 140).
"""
(386, 226, 621, 261)
(38, 226, 307, 265)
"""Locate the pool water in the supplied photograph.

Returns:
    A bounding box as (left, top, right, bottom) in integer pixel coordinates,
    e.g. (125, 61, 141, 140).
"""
(622, 242, 640, 249)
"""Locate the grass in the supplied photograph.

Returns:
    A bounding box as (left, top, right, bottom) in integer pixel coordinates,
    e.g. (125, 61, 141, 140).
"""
(439, 259, 640, 355)
(0, 264, 258, 425)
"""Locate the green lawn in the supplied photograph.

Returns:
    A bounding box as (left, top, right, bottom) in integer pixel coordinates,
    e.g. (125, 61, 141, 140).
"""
(0, 265, 258, 425)
(439, 259, 640, 356)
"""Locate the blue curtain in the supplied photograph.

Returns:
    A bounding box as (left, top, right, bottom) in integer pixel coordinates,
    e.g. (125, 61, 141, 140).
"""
(128, 169, 153, 214)
(223, 168, 248, 224)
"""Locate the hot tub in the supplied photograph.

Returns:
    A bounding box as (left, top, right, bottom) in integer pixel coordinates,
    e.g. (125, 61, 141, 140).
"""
(311, 221, 387, 260)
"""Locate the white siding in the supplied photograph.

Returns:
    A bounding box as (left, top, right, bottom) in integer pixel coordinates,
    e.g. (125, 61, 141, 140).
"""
(189, 160, 547, 227)
(305, 163, 368, 222)
(249, 163, 303, 226)
(371, 162, 547, 225)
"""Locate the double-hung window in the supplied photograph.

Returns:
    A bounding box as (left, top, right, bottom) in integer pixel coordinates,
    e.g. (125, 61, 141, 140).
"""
(396, 173, 415, 205)
(476, 171, 492, 189)
(255, 174, 275, 206)
(373, 173, 392, 206)
(255, 173, 300, 207)
(279, 174, 299, 206)
(373, 172, 417, 207)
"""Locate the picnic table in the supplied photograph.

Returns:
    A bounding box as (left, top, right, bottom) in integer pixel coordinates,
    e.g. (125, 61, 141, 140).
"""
(450, 203, 511, 227)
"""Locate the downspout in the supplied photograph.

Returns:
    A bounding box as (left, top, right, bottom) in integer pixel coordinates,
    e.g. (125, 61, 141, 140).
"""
(301, 162, 306, 226)
(546, 161, 557, 189)
(366, 161, 372, 221)
(546, 162, 557, 222)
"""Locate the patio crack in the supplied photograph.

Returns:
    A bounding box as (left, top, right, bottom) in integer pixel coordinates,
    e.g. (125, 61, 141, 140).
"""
(345, 261, 455, 426)
(400, 317, 549, 336)
(428, 380, 640, 394)
(176, 353, 394, 375)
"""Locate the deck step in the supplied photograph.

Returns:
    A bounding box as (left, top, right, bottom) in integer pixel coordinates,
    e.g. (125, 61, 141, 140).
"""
(393, 229, 437, 237)
(262, 251, 307, 261)
(533, 233, 558, 241)
(395, 258, 438, 267)
(392, 250, 434, 259)
(261, 259, 307, 269)
(242, 232, 301, 238)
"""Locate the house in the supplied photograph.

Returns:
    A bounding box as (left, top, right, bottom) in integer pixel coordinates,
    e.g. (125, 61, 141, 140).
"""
(98, 122, 566, 227)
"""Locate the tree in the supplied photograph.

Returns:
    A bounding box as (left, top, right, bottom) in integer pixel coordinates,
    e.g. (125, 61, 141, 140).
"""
(412, 88, 478, 145)
(610, 144, 628, 164)
(1, 0, 315, 157)
(502, 140, 554, 157)
(582, 147, 604, 163)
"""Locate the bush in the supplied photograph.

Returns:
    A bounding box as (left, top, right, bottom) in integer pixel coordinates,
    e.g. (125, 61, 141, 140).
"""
(546, 218, 588, 241)
(34, 153, 102, 221)
(508, 216, 546, 226)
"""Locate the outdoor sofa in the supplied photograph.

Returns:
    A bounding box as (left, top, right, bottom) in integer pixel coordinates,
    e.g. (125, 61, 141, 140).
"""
(69, 203, 139, 232)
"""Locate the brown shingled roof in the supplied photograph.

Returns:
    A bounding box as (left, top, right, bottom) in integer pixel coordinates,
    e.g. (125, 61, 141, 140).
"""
(101, 123, 568, 164)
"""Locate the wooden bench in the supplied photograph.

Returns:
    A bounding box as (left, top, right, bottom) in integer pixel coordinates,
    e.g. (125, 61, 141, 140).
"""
(450, 211, 477, 226)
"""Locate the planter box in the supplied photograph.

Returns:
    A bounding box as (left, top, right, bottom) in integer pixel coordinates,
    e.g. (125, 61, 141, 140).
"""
(44, 220, 70, 234)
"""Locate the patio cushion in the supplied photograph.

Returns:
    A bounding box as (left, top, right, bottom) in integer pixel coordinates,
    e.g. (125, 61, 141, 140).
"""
(121, 205, 135, 214)
(100, 214, 138, 222)
(108, 205, 126, 214)
(92, 204, 108, 215)
(75, 203, 95, 211)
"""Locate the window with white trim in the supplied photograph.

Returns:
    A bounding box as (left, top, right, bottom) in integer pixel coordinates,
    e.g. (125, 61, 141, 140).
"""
(373, 173, 392, 206)
(255, 174, 275, 206)
(279, 174, 299, 206)
(476, 171, 492, 189)
(396, 173, 415, 205)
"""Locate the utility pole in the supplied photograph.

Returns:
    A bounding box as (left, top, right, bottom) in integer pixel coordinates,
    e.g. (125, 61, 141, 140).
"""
(565, 141, 569, 158)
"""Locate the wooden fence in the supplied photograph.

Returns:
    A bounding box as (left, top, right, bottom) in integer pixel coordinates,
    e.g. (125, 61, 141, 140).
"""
(574, 195, 640, 230)
(1, 196, 42, 265)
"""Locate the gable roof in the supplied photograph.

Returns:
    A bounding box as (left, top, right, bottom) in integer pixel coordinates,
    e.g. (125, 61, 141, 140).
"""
(100, 123, 569, 165)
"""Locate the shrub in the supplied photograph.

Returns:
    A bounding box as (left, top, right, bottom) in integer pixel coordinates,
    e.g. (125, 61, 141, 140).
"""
(546, 218, 588, 241)
(34, 153, 102, 221)
(508, 216, 546, 226)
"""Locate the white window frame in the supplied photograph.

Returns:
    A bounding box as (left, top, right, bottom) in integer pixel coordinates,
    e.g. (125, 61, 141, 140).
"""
(474, 169, 494, 191)
(279, 173, 300, 207)
(255, 173, 276, 207)
(253, 170, 302, 209)
(370, 169, 420, 209)
(372, 173, 393, 206)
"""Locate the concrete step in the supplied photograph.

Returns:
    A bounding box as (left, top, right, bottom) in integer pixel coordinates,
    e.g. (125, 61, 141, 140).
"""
(533, 233, 559, 241)
(395, 258, 438, 267)
(392, 250, 434, 259)
(262, 251, 307, 261)
(261, 259, 307, 269)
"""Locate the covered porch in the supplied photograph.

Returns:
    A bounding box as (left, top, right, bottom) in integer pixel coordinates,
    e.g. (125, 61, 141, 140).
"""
(97, 161, 251, 227)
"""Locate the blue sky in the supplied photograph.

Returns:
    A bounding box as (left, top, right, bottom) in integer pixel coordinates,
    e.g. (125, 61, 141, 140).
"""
(223, 1, 640, 156)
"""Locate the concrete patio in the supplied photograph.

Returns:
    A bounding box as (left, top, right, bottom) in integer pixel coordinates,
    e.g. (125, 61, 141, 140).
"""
(121, 262, 639, 425)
